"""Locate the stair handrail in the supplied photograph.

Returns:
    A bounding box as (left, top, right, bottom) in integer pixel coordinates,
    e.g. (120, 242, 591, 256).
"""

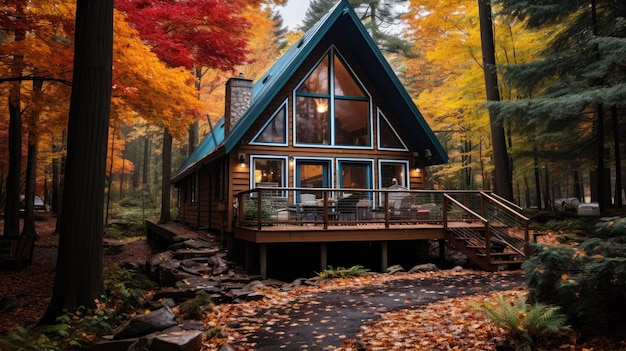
(486, 192, 524, 213)
(480, 192, 530, 257)
(443, 193, 492, 263)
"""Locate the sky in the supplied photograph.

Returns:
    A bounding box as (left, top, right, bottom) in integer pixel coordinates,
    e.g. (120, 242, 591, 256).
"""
(277, 0, 311, 31)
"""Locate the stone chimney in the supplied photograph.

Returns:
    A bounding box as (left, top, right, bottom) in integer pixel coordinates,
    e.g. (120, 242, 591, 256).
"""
(224, 73, 253, 136)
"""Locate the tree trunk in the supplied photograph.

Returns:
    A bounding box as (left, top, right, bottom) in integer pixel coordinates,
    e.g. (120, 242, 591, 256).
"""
(159, 128, 173, 224)
(533, 147, 542, 210)
(142, 132, 150, 186)
(40, 0, 113, 324)
(21, 79, 44, 238)
(477, 0, 512, 200)
(3, 25, 25, 238)
(597, 103, 605, 209)
(612, 105, 622, 207)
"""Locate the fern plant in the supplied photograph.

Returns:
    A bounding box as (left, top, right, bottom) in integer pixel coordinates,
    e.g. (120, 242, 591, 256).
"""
(315, 265, 370, 279)
(477, 293, 568, 351)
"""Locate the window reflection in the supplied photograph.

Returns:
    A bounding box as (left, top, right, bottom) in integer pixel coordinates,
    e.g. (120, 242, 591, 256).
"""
(294, 48, 370, 147)
(381, 162, 407, 188)
(335, 99, 369, 146)
(254, 105, 286, 144)
(296, 96, 329, 144)
(253, 158, 284, 187)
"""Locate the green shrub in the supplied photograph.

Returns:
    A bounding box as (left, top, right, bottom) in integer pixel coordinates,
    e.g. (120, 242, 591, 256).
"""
(179, 290, 213, 320)
(103, 265, 155, 311)
(476, 293, 568, 351)
(243, 200, 276, 220)
(315, 265, 370, 279)
(523, 236, 626, 334)
(594, 216, 626, 238)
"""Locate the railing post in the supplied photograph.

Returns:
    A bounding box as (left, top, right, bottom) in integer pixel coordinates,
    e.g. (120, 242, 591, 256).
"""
(524, 221, 530, 257)
(323, 191, 329, 230)
(442, 194, 448, 231)
(257, 190, 262, 231)
(384, 191, 390, 229)
(484, 223, 491, 263)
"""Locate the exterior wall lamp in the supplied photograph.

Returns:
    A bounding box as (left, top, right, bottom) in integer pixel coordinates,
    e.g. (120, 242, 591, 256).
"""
(238, 153, 245, 166)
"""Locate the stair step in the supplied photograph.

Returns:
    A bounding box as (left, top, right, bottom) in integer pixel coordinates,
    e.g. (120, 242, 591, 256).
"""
(477, 252, 520, 257)
(465, 245, 487, 250)
(490, 260, 525, 265)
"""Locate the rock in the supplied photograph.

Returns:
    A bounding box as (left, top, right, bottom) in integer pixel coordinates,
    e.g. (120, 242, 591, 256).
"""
(242, 280, 265, 291)
(173, 248, 220, 260)
(386, 264, 405, 274)
(148, 251, 176, 268)
(244, 292, 265, 301)
(408, 263, 439, 273)
(451, 265, 463, 272)
(90, 338, 138, 351)
(175, 277, 221, 291)
(114, 307, 178, 339)
(149, 330, 203, 351)
(207, 256, 229, 275)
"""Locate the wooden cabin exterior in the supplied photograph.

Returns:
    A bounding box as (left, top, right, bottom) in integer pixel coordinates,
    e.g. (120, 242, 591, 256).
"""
(171, 0, 530, 278)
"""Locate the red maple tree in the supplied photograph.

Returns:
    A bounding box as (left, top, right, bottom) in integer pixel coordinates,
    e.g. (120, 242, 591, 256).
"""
(114, 0, 252, 70)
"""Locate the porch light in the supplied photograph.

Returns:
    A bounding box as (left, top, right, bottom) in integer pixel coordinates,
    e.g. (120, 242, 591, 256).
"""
(289, 156, 294, 165)
(238, 153, 245, 166)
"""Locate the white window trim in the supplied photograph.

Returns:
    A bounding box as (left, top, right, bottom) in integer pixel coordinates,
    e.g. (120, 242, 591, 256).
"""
(249, 155, 289, 197)
(377, 159, 410, 190)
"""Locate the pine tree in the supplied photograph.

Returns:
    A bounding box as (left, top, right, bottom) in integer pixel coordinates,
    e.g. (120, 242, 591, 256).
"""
(300, 0, 412, 56)
(494, 0, 626, 208)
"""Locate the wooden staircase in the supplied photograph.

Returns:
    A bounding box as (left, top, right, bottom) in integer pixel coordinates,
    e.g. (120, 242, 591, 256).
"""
(442, 192, 530, 272)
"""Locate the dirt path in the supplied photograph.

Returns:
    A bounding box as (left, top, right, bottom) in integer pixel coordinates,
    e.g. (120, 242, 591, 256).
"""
(206, 271, 525, 350)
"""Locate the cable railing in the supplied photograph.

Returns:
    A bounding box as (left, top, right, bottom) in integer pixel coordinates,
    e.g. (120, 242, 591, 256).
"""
(235, 187, 494, 230)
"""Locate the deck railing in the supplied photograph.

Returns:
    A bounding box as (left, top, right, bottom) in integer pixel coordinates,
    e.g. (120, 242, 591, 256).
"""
(235, 187, 494, 230)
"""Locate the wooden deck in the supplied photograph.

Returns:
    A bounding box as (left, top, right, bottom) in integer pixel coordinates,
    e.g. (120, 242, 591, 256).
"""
(233, 222, 485, 243)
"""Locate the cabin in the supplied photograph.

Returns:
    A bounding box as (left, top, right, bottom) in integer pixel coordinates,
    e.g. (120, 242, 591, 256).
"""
(171, 0, 530, 278)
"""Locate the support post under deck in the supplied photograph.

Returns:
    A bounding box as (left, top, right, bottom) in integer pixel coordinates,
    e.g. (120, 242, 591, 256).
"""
(320, 242, 328, 271)
(381, 240, 388, 272)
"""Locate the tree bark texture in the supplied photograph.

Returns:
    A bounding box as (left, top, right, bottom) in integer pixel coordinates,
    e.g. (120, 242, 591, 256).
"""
(477, 0, 513, 200)
(3, 25, 25, 238)
(159, 128, 173, 224)
(41, 0, 113, 323)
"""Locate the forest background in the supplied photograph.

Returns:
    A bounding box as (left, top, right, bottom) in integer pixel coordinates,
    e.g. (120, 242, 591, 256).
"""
(1, 0, 625, 229)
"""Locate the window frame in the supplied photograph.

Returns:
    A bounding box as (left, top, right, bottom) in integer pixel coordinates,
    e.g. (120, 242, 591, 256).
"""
(249, 155, 288, 198)
(250, 99, 289, 146)
(293, 46, 373, 149)
(377, 108, 408, 151)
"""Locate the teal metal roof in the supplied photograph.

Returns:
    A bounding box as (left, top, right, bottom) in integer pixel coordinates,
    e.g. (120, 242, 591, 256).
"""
(174, 0, 447, 181)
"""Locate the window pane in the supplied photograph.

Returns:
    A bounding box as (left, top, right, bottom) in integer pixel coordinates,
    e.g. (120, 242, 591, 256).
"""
(381, 163, 407, 188)
(298, 56, 329, 94)
(254, 106, 286, 144)
(298, 164, 325, 188)
(379, 114, 405, 149)
(335, 99, 370, 146)
(296, 96, 330, 144)
(253, 159, 284, 187)
(334, 55, 364, 97)
(340, 162, 370, 189)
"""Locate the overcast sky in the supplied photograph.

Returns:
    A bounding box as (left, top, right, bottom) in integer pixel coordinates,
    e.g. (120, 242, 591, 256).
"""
(276, 0, 311, 31)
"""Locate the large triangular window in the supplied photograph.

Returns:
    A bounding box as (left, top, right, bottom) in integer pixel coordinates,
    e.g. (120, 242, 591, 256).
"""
(377, 109, 408, 151)
(251, 100, 287, 145)
(294, 47, 371, 147)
